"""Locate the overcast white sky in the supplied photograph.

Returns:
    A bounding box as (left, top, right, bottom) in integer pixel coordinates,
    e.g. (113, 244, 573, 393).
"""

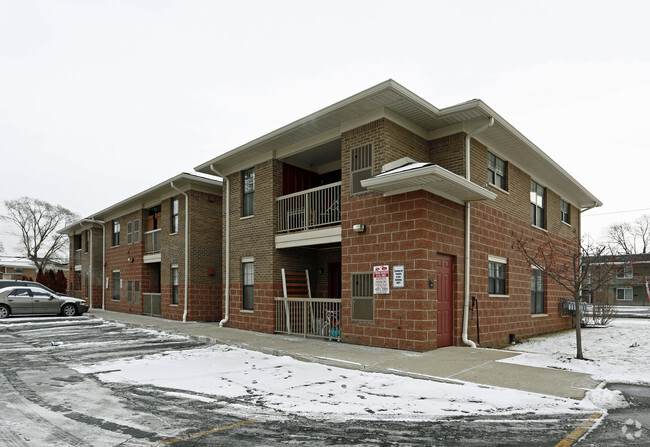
(1, 0, 649, 255)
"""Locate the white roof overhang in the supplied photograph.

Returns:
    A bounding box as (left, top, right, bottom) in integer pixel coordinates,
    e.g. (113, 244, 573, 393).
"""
(195, 79, 601, 210)
(59, 173, 222, 235)
(361, 164, 497, 205)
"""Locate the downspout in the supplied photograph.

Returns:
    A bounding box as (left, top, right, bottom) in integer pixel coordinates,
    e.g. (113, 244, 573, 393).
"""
(170, 181, 190, 323)
(462, 117, 494, 348)
(210, 164, 230, 327)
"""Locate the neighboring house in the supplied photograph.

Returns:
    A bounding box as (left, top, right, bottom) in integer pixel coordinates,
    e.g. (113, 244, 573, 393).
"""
(586, 254, 650, 307)
(0, 256, 68, 281)
(60, 173, 223, 321)
(195, 80, 602, 350)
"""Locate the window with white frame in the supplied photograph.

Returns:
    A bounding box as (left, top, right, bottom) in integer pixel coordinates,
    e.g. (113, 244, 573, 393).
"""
(242, 168, 255, 217)
(127, 280, 133, 302)
(531, 269, 545, 314)
(171, 266, 179, 304)
(617, 287, 633, 300)
(112, 219, 121, 246)
(171, 197, 179, 233)
(488, 256, 507, 295)
(530, 180, 545, 228)
(134, 219, 140, 243)
(617, 265, 633, 279)
(350, 143, 373, 194)
(134, 280, 140, 304)
(487, 152, 506, 190)
(561, 200, 570, 224)
(242, 258, 254, 310)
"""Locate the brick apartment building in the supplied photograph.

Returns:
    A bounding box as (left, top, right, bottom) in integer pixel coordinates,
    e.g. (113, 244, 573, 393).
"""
(60, 173, 223, 321)
(588, 253, 650, 307)
(195, 80, 602, 350)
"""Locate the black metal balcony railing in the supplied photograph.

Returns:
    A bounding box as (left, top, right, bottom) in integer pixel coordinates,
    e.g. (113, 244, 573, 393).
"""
(276, 182, 341, 233)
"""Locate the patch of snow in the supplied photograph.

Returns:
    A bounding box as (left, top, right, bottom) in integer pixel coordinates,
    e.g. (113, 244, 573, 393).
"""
(73, 344, 597, 421)
(503, 319, 650, 385)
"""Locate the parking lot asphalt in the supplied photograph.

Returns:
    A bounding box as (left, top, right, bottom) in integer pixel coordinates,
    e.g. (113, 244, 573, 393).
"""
(89, 309, 600, 400)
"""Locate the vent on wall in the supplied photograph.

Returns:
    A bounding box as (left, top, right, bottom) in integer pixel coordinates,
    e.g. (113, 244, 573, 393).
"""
(351, 272, 373, 321)
(350, 143, 373, 194)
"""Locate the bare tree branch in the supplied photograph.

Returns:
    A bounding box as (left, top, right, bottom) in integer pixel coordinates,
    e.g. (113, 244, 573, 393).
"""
(1, 197, 79, 272)
(512, 230, 621, 360)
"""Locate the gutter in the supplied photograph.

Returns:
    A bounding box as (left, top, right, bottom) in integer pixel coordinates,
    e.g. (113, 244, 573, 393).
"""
(170, 181, 190, 323)
(210, 164, 230, 327)
(462, 118, 494, 348)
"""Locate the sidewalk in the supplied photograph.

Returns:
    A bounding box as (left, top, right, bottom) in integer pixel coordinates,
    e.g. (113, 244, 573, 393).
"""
(89, 309, 600, 400)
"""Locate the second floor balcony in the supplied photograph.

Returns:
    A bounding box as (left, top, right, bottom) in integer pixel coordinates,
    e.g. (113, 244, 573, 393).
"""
(145, 228, 161, 254)
(277, 182, 341, 233)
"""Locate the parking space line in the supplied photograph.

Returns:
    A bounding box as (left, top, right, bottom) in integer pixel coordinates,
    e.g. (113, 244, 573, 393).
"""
(152, 420, 256, 445)
(555, 413, 602, 447)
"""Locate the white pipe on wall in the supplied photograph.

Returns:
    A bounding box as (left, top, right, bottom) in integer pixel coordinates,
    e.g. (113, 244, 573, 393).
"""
(210, 165, 230, 327)
(170, 182, 190, 322)
(462, 118, 493, 348)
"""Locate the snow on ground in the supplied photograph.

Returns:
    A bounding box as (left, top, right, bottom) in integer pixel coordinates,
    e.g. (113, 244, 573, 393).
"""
(503, 318, 650, 386)
(74, 344, 596, 421)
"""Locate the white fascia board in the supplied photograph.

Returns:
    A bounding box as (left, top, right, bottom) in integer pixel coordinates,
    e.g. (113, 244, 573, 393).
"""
(195, 79, 440, 174)
(444, 101, 602, 208)
(362, 165, 497, 203)
(275, 227, 342, 249)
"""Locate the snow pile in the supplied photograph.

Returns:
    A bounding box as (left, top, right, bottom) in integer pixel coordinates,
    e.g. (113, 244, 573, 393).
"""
(584, 387, 629, 410)
(503, 319, 650, 385)
(75, 345, 596, 420)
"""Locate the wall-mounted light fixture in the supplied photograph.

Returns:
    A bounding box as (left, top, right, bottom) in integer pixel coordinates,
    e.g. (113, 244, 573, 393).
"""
(352, 224, 366, 233)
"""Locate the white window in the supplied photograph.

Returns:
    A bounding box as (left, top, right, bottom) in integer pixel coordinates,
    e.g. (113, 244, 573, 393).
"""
(242, 258, 254, 310)
(617, 265, 633, 279)
(487, 152, 506, 190)
(530, 180, 545, 228)
(171, 266, 179, 305)
(531, 269, 545, 314)
(112, 220, 121, 246)
(561, 200, 570, 224)
(350, 143, 373, 194)
(242, 168, 255, 217)
(617, 288, 633, 300)
(488, 255, 507, 295)
(171, 197, 179, 233)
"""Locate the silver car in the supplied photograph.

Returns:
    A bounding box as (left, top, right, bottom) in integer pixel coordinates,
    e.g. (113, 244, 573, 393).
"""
(0, 286, 89, 318)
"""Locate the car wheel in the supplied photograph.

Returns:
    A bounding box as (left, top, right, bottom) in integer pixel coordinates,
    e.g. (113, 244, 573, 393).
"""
(0, 305, 9, 319)
(61, 303, 77, 317)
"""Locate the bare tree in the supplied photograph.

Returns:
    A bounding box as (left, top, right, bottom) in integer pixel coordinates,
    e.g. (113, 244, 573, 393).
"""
(512, 230, 619, 360)
(606, 215, 650, 254)
(1, 197, 78, 272)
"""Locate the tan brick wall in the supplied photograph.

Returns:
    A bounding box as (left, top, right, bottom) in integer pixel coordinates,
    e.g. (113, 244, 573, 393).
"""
(223, 159, 280, 332)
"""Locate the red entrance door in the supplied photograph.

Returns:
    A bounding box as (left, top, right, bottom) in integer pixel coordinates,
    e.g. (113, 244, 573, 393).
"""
(436, 254, 454, 347)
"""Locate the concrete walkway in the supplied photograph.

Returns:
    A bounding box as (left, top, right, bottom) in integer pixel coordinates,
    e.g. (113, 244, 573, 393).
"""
(88, 309, 600, 400)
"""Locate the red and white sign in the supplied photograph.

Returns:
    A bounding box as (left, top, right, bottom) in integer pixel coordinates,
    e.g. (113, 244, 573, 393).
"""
(373, 265, 390, 294)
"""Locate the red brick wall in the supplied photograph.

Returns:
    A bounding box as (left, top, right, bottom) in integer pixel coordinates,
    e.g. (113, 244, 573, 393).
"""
(221, 116, 578, 351)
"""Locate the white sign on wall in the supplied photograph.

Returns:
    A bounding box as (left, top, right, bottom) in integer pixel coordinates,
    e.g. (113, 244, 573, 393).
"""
(373, 265, 390, 294)
(393, 265, 405, 288)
